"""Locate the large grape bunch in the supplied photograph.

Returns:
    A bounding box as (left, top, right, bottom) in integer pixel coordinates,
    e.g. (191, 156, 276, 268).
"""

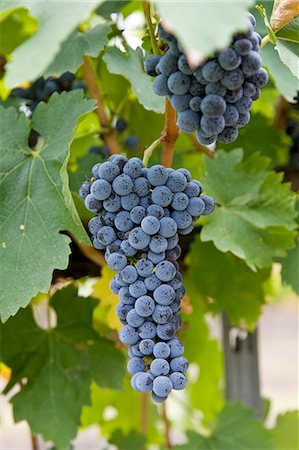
(144, 13, 268, 145)
(79, 156, 214, 402)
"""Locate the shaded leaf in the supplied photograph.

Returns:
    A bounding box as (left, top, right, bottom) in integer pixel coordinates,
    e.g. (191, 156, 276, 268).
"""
(0, 285, 125, 450)
(276, 40, 299, 79)
(0, 91, 94, 321)
(109, 429, 146, 450)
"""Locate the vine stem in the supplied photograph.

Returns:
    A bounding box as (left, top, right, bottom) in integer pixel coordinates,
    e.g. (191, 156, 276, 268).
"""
(142, 0, 160, 55)
(260, 34, 270, 49)
(160, 97, 179, 168)
(83, 56, 120, 155)
(143, 137, 162, 167)
(161, 402, 172, 449)
(189, 134, 215, 159)
(140, 392, 148, 436)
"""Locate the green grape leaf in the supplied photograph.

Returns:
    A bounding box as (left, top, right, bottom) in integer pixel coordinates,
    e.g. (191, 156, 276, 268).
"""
(201, 149, 298, 269)
(261, 43, 299, 101)
(45, 23, 112, 77)
(279, 237, 299, 294)
(174, 403, 274, 450)
(276, 40, 299, 79)
(276, 16, 299, 43)
(103, 47, 165, 114)
(185, 239, 270, 328)
(0, 91, 94, 321)
(218, 112, 290, 167)
(96, 0, 130, 19)
(2, 0, 103, 86)
(0, 285, 125, 450)
(271, 411, 299, 450)
(0, 7, 37, 55)
(109, 429, 146, 450)
(155, 0, 254, 57)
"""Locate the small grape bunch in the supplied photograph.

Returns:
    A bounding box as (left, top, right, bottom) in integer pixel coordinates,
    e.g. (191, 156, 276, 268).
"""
(79, 155, 215, 402)
(144, 13, 268, 145)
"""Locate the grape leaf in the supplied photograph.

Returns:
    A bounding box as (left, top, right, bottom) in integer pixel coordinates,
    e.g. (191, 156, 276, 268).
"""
(155, 0, 254, 57)
(200, 149, 298, 269)
(109, 429, 146, 450)
(96, 0, 130, 19)
(276, 40, 299, 79)
(271, 411, 299, 450)
(2, 0, 103, 86)
(45, 23, 112, 77)
(261, 43, 299, 101)
(0, 91, 95, 321)
(271, 0, 299, 31)
(276, 16, 299, 43)
(279, 237, 299, 294)
(217, 112, 290, 167)
(174, 403, 274, 450)
(103, 47, 165, 114)
(0, 285, 125, 450)
(185, 238, 270, 328)
(0, 6, 37, 55)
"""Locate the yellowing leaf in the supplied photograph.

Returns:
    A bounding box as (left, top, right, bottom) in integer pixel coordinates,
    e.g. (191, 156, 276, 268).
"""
(93, 265, 121, 331)
(271, 0, 299, 31)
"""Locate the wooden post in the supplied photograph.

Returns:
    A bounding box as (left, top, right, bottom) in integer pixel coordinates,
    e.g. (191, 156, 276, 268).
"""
(222, 312, 263, 417)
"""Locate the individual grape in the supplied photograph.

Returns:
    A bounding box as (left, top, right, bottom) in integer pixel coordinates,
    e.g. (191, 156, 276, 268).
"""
(189, 76, 206, 96)
(202, 60, 224, 83)
(166, 245, 181, 261)
(153, 376, 173, 397)
(223, 104, 239, 126)
(195, 67, 208, 85)
(131, 372, 141, 391)
(150, 358, 170, 376)
(159, 217, 178, 238)
(110, 278, 121, 295)
(79, 180, 91, 199)
(153, 342, 171, 359)
(224, 87, 243, 103)
(171, 94, 192, 112)
(235, 96, 252, 114)
(243, 81, 256, 97)
(88, 216, 102, 235)
(177, 109, 200, 133)
(157, 322, 175, 340)
(107, 252, 127, 271)
(98, 161, 120, 182)
(109, 154, 128, 170)
(166, 233, 179, 250)
(135, 296, 155, 317)
(119, 325, 140, 345)
(171, 192, 189, 211)
(112, 174, 134, 196)
(171, 210, 193, 230)
(115, 273, 129, 288)
(168, 338, 184, 357)
(129, 280, 147, 298)
(247, 68, 269, 88)
(234, 38, 253, 55)
(177, 54, 193, 75)
(127, 357, 145, 374)
(186, 196, 205, 216)
(153, 284, 176, 305)
(218, 48, 241, 71)
(169, 372, 188, 390)
(121, 265, 138, 284)
(221, 68, 245, 90)
(147, 204, 164, 219)
(144, 55, 162, 76)
(149, 235, 168, 253)
(147, 164, 168, 186)
(251, 88, 260, 101)
(196, 131, 217, 145)
(102, 211, 116, 227)
(236, 111, 250, 128)
(119, 286, 135, 304)
(189, 96, 202, 112)
(84, 194, 102, 213)
(155, 261, 176, 282)
(114, 211, 133, 232)
(130, 206, 146, 224)
(97, 225, 116, 245)
(205, 82, 227, 97)
(184, 181, 201, 197)
(129, 227, 151, 250)
(241, 51, 262, 76)
(218, 126, 239, 143)
(141, 216, 160, 235)
(120, 239, 137, 257)
(169, 272, 183, 290)
(115, 302, 132, 322)
(152, 392, 168, 403)
(136, 372, 154, 392)
(201, 94, 226, 118)
(157, 52, 178, 76)
(136, 258, 154, 277)
(144, 274, 162, 291)
(201, 115, 225, 135)
(133, 177, 150, 197)
(153, 74, 171, 96)
(123, 157, 143, 179)
(170, 356, 189, 373)
(201, 194, 215, 215)
(138, 320, 157, 339)
(120, 193, 139, 211)
(139, 339, 155, 355)
(152, 304, 173, 324)
(148, 250, 166, 265)
(124, 135, 139, 150)
(103, 193, 121, 213)
(167, 71, 191, 95)
(166, 171, 188, 193)
(93, 237, 106, 250)
(115, 117, 127, 132)
(126, 309, 145, 327)
(151, 186, 173, 207)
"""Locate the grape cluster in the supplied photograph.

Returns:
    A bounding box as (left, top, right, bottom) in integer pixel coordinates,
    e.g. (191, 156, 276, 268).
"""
(144, 13, 268, 145)
(79, 156, 214, 402)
